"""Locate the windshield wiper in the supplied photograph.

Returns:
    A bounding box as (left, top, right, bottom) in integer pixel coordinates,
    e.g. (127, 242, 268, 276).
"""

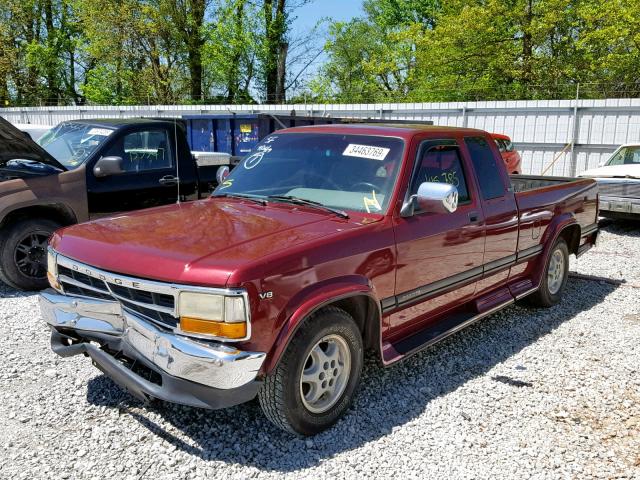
(267, 195, 349, 219)
(212, 192, 268, 206)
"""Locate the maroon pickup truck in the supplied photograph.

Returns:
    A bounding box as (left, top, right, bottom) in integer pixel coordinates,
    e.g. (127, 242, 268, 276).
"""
(40, 124, 599, 436)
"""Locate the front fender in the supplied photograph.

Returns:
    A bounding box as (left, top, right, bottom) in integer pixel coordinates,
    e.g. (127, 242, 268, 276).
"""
(263, 276, 379, 373)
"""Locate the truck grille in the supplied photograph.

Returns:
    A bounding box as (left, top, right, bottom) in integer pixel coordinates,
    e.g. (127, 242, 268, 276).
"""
(56, 262, 178, 330)
(597, 181, 640, 198)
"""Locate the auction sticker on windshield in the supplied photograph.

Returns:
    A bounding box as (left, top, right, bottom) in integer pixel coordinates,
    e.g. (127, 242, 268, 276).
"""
(343, 144, 390, 161)
(87, 128, 113, 137)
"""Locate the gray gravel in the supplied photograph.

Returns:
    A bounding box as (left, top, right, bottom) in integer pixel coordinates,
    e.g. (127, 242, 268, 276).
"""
(1, 221, 639, 479)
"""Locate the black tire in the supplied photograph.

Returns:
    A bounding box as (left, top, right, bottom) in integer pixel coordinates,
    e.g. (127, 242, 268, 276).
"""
(258, 306, 363, 436)
(0, 218, 60, 291)
(524, 238, 569, 308)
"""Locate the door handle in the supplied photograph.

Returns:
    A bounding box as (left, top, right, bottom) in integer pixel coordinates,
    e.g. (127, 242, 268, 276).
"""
(468, 211, 480, 223)
(159, 175, 178, 186)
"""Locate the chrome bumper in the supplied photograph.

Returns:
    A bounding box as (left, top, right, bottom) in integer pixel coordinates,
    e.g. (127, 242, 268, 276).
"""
(39, 290, 266, 397)
(600, 195, 640, 215)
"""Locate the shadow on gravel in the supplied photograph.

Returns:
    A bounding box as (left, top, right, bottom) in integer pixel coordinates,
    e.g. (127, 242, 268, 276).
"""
(0, 280, 34, 299)
(598, 218, 640, 236)
(86, 278, 617, 473)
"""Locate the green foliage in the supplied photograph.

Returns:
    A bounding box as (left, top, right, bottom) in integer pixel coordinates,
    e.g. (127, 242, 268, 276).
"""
(203, 0, 259, 102)
(316, 0, 640, 102)
(2, 0, 640, 106)
(0, 0, 309, 105)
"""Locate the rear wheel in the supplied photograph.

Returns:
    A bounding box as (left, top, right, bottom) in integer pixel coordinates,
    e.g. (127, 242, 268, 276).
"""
(524, 238, 569, 308)
(0, 218, 60, 290)
(258, 306, 363, 436)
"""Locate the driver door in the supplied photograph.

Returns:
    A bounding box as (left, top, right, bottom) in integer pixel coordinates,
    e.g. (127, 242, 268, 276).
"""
(390, 138, 486, 338)
(87, 128, 180, 215)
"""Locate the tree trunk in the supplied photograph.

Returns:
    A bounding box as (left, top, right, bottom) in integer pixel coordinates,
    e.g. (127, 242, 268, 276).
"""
(187, 0, 206, 101)
(23, 4, 41, 104)
(263, 0, 286, 104)
(188, 48, 203, 101)
(275, 41, 287, 102)
(522, 0, 533, 86)
(0, 66, 8, 106)
(226, 0, 246, 102)
(44, 0, 58, 105)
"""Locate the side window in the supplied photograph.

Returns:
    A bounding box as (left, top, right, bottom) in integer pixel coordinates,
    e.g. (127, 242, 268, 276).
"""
(104, 130, 173, 172)
(609, 147, 640, 165)
(495, 139, 506, 153)
(464, 136, 506, 200)
(504, 139, 514, 152)
(411, 145, 470, 204)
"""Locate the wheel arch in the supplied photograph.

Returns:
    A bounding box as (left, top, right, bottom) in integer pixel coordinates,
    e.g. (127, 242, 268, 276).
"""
(530, 215, 579, 290)
(263, 280, 382, 374)
(0, 203, 77, 230)
(557, 223, 581, 256)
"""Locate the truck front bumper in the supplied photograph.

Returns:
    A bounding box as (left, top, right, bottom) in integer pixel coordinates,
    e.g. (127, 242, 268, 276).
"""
(39, 290, 266, 410)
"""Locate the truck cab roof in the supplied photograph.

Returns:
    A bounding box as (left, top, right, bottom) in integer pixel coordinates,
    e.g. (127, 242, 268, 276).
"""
(276, 123, 488, 140)
(60, 118, 183, 129)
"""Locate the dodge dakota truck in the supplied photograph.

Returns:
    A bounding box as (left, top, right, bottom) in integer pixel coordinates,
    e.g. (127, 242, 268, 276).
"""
(0, 117, 230, 290)
(40, 124, 599, 436)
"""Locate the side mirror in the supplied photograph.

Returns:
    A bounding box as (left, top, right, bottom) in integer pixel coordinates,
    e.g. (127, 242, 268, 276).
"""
(598, 161, 606, 167)
(216, 165, 230, 184)
(93, 156, 124, 178)
(401, 182, 459, 217)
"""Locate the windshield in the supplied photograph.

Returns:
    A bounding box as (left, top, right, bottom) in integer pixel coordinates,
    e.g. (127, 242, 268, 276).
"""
(38, 123, 114, 168)
(213, 133, 405, 214)
(606, 146, 640, 166)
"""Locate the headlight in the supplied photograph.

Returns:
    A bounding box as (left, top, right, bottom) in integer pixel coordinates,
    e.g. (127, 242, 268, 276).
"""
(178, 291, 248, 340)
(46, 250, 60, 290)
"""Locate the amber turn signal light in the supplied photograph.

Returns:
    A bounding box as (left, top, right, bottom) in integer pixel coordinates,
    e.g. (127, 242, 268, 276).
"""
(47, 272, 60, 290)
(179, 317, 247, 339)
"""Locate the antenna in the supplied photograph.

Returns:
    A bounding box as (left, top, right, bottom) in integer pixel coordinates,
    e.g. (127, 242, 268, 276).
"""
(174, 118, 180, 204)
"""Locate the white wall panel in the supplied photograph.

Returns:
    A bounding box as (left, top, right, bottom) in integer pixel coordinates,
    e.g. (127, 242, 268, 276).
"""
(3, 99, 640, 175)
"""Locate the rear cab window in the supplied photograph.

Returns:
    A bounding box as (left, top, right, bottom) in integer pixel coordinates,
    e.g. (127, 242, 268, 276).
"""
(464, 136, 507, 200)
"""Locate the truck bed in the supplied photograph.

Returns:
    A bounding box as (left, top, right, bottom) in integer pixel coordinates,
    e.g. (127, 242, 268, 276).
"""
(510, 174, 582, 193)
(511, 174, 599, 259)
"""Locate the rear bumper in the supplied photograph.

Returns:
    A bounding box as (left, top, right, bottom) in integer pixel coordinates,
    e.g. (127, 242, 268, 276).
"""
(39, 290, 266, 409)
(599, 195, 640, 216)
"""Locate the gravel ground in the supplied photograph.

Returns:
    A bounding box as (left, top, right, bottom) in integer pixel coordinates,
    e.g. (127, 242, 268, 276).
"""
(1, 221, 639, 480)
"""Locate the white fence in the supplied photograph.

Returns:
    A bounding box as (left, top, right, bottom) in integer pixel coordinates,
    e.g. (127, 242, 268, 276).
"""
(3, 98, 640, 176)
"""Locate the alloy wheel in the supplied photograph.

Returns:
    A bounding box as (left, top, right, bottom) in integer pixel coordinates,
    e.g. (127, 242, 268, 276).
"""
(299, 334, 352, 414)
(547, 248, 565, 295)
(14, 232, 49, 279)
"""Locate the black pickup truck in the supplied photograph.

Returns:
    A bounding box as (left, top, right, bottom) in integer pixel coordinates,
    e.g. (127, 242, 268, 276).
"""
(0, 117, 227, 290)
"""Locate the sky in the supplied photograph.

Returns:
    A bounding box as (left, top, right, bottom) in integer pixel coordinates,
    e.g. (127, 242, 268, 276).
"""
(292, 0, 363, 32)
(289, 0, 364, 89)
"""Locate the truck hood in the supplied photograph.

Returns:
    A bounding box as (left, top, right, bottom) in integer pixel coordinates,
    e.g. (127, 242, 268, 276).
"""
(0, 117, 66, 171)
(51, 198, 372, 286)
(580, 164, 640, 179)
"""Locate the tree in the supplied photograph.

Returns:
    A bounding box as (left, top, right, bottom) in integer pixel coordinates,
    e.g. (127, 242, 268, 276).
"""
(313, 0, 440, 102)
(162, 0, 210, 101)
(316, 0, 640, 102)
(203, 0, 258, 103)
(261, 0, 287, 103)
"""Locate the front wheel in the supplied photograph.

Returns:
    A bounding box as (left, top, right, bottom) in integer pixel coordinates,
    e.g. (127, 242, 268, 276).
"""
(258, 306, 363, 436)
(524, 238, 569, 308)
(0, 218, 61, 290)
